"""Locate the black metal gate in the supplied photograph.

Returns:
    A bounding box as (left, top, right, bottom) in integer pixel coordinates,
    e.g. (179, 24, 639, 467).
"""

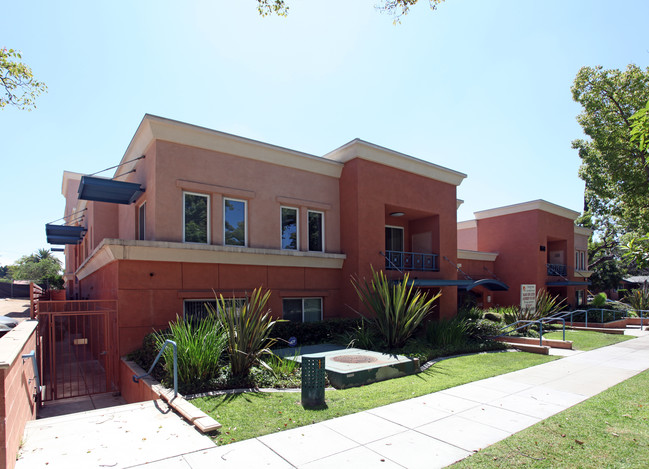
(34, 300, 118, 401)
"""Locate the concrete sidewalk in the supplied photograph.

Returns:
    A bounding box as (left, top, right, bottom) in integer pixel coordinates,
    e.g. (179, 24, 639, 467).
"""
(19, 334, 649, 469)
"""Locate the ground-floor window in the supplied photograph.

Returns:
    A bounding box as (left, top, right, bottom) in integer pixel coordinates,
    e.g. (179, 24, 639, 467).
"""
(282, 298, 322, 322)
(576, 290, 585, 306)
(184, 298, 245, 321)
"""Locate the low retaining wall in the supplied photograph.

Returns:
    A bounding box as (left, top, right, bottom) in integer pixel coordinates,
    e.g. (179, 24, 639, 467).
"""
(120, 359, 159, 404)
(0, 321, 38, 469)
(120, 358, 221, 433)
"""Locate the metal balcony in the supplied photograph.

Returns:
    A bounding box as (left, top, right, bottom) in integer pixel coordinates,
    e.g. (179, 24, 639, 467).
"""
(385, 250, 439, 272)
(547, 263, 567, 276)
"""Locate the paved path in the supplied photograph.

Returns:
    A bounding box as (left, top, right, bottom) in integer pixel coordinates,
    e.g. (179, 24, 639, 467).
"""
(18, 334, 649, 469)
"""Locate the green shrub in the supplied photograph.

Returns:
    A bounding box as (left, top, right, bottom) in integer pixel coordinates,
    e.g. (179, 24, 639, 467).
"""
(483, 311, 503, 323)
(426, 318, 468, 347)
(465, 318, 502, 340)
(154, 313, 227, 390)
(129, 330, 169, 382)
(590, 292, 608, 307)
(271, 318, 361, 346)
(351, 268, 440, 348)
(211, 287, 278, 378)
(457, 306, 483, 321)
(337, 319, 382, 349)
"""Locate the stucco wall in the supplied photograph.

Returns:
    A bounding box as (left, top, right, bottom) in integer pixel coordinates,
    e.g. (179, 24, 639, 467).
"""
(0, 321, 38, 469)
(145, 140, 341, 251)
(339, 158, 459, 319)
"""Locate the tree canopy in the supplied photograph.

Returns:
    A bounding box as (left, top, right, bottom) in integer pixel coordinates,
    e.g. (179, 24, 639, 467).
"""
(256, 0, 445, 20)
(572, 65, 649, 245)
(9, 249, 63, 288)
(0, 47, 47, 110)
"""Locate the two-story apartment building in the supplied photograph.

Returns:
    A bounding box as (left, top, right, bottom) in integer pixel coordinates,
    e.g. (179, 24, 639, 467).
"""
(53, 115, 466, 355)
(457, 200, 592, 309)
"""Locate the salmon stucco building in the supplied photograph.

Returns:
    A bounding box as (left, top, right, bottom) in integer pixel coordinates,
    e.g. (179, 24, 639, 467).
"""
(53, 114, 472, 356)
(457, 200, 591, 310)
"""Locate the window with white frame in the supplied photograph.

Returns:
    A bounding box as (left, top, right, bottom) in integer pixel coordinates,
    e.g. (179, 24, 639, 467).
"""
(184, 298, 245, 321)
(224, 198, 246, 246)
(308, 210, 324, 252)
(137, 202, 146, 241)
(183, 192, 209, 243)
(575, 250, 587, 270)
(282, 298, 322, 323)
(281, 207, 298, 250)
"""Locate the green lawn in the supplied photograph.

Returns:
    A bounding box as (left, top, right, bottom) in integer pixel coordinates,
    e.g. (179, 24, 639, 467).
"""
(544, 330, 634, 351)
(452, 369, 649, 468)
(192, 351, 557, 445)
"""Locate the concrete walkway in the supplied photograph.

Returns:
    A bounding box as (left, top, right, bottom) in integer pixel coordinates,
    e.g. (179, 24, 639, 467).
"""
(18, 334, 649, 469)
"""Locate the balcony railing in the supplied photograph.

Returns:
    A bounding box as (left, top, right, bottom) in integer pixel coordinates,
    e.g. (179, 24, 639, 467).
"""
(547, 263, 567, 276)
(385, 250, 439, 272)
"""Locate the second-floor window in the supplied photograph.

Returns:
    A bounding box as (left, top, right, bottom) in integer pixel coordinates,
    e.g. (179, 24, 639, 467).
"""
(183, 192, 209, 243)
(575, 250, 587, 270)
(281, 207, 298, 250)
(308, 211, 324, 252)
(224, 198, 246, 246)
(137, 202, 146, 241)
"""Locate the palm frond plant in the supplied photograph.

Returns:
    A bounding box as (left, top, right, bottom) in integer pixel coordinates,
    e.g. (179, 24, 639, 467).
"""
(153, 312, 227, 390)
(210, 287, 278, 377)
(351, 267, 440, 348)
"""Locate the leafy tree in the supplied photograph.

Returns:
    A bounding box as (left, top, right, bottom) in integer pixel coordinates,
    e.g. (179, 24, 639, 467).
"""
(1, 48, 47, 110)
(256, 0, 446, 21)
(0, 265, 9, 279)
(572, 65, 649, 243)
(9, 249, 63, 287)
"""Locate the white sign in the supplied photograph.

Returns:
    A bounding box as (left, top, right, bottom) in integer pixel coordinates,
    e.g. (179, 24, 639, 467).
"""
(520, 284, 536, 314)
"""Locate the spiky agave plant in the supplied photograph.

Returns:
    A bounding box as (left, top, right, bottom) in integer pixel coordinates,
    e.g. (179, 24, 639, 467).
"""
(210, 287, 278, 377)
(351, 267, 440, 348)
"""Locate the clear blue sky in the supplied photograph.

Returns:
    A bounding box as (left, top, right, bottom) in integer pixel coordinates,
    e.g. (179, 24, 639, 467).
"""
(2, 0, 648, 266)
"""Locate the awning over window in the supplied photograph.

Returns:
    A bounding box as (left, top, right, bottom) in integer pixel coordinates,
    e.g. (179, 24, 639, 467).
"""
(45, 224, 86, 245)
(546, 280, 591, 287)
(466, 279, 509, 291)
(78, 175, 144, 205)
(408, 278, 509, 291)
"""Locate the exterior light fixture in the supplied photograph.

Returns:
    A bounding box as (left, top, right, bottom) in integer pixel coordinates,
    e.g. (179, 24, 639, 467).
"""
(390, 212, 405, 217)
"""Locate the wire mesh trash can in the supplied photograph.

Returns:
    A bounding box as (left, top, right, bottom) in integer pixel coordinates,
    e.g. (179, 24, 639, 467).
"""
(301, 356, 326, 407)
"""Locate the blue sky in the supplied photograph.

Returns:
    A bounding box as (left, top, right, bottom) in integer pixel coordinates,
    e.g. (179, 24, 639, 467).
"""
(2, 0, 648, 266)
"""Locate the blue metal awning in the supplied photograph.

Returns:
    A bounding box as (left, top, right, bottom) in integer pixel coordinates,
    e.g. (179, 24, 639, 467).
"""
(51, 247, 65, 252)
(546, 280, 591, 287)
(45, 224, 86, 245)
(409, 279, 474, 288)
(466, 279, 509, 291)
(78, 175, 144, 204)
(409, 278, 509, 291)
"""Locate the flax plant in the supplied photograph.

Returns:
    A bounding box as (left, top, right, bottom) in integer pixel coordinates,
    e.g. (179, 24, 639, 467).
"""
(351, 268, 440, 348)
(210, 288, 277, 377)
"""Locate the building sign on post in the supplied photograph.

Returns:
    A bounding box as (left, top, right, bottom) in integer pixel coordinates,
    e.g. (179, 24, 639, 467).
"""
(521, 284, 536, 314)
